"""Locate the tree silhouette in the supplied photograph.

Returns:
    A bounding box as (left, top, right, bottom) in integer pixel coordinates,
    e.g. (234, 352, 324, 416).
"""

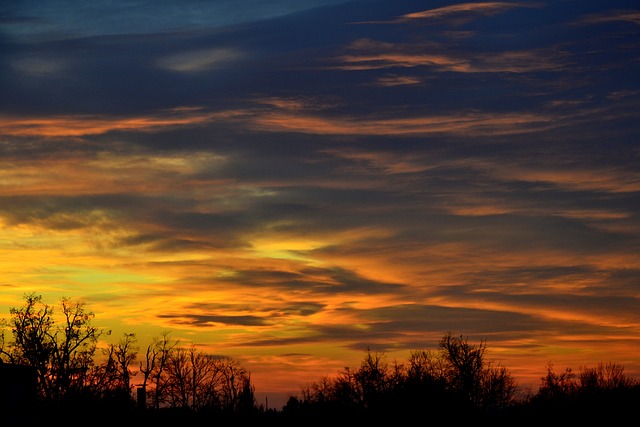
(135, 334, 256, 413)
(438, 332, 518, 413)
(138, 330, 178, 409)
(3, 294, 640, 425)
(286, 332, 518, 421)
(0, 293, 109, 405)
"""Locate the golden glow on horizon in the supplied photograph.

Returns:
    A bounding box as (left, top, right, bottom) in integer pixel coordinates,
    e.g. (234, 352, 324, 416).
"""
(1, 178, 639, 394)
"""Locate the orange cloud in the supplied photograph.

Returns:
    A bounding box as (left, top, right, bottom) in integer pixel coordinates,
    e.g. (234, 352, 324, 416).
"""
(0, 99, 561, 142)
(0, 151, 228, 196)
(373, 75, 423, 87)
(0, 108, 244, 137)
(400, 2, 539, 20)
(321, 149, 434, 174)
(354, 1, 540, 25)
(475, 159, 640, 194)
(251, 109, 557, 136)
(336, 38, 468, 71)
(336, 39, 566, 73)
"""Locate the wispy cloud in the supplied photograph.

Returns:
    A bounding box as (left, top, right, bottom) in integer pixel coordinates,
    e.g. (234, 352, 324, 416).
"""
(0, 101, 561, 140)
(11, 56, 68, 77)
(156, 48, 245, 73)
(400, 2, 538, 21)
(359, 2, 542, 25)
(250, 108, 558, 136)
(0, 108, 242, 137)
(372, 74, 423, 87)
(336, 38, 567, 74)
(576, 10, 640, 26)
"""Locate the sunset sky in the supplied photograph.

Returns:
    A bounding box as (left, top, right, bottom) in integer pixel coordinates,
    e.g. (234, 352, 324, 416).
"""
(1, 0, 639, 406)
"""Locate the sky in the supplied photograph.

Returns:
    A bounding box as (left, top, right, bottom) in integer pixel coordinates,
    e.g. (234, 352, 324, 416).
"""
(1, 0, 639, 407)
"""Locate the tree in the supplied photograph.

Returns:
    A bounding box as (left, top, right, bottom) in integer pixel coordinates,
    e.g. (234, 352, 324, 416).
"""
(399, 349, 450, 411)
(478, 360, 518, 413)
(536, 362, 577, 401)
(70, 333, 138, 413)
(0, 293, 55, 377)
(528, 361, 640, 421)
(137, 334, 256, 413)
(216, 355, 255, 413)
(438, 332, 517, 413)
(0, 293, 109, 405)
(112, 333, 139, 395)
(292, 333, 518, 419)
(439, 332, 486, 405)
(138, 331, 178, 409)
(86, 333, 138, 402)
(406, 349, 446, 385)
(578, 362, 636, 391)
(354, 348, 390, 410)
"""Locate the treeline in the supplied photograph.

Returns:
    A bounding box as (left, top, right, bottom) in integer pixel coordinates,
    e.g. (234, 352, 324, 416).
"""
(0, 293, 255, 425)
(278, 336, 640, 423)
(1, 293, 639, 425)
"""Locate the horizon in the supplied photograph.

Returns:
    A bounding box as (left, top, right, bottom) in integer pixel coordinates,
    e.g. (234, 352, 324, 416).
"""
(1, 0, 639, 409)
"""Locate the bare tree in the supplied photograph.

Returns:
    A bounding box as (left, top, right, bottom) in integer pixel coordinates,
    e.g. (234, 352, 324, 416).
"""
(216, 355, 254, 412)
(438, 332, 518, 412)
(114, 333, 138, 393)
(537, 362, 577, 401)
(0, 293, 109, 404)
(140, 340, 256, 413)
(579, 362, 636, 391)
(0, 293, 54, 379)
(188, 346, 221, 410)
(354, 348, 390, 409)
(406, 349, 446, 384)
(439, 332, 486, 405)
(92, 333, 138, 397)
(138, 331, 178, 409)
(478, 360, 518, 412)
(79, 333, 138, 408)
(165, 345, 193, 408)
(302, 375, 335, 405)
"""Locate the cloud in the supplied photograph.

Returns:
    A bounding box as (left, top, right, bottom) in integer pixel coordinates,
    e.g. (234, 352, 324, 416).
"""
(10, 56, 68, 77)
(399, 2, 540, 21)
(0, 100, 561, 142)
(576, 10, 640, 26)
(489, 164, 640, 194)
(3, 0, 350, 42)
(156, 48, 245, 73)
(357, 1, 542, 25)
(428, 283, 640, 329)
(336, 38, 567, 73)
(159, 313, 270, 327)
(321, 149, 435, 174)
(249, 108, 558, 136)
(0, 108, 243, 137)
(372, 74, 423, 87)
(218, 266, 406, 295)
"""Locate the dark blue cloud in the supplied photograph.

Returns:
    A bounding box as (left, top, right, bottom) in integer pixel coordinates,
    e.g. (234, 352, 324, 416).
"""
(1, 0, 349, 40)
